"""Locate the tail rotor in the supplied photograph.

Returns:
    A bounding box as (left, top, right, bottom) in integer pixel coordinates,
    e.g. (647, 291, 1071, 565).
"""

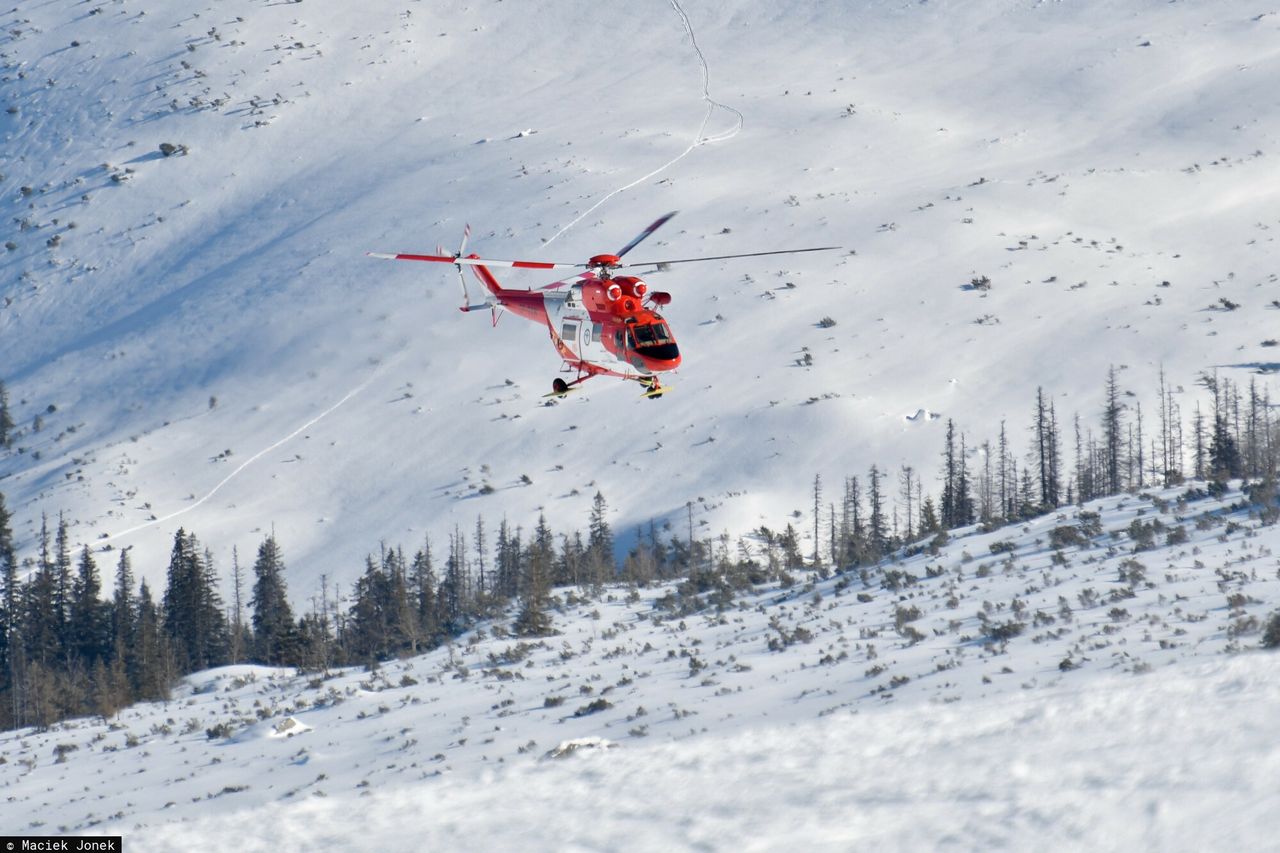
(442, 225, 477, 310)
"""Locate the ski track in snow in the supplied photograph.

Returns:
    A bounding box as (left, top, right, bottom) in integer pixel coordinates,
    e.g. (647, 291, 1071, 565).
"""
(101, 361, 390, 544)
(542, 0, 744, 248)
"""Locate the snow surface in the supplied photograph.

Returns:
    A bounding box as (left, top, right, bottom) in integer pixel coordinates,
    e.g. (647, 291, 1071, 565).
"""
(125, 656, 1280, 852)
(3, 0, 1280, 595)
(2, 481, 1278, 849)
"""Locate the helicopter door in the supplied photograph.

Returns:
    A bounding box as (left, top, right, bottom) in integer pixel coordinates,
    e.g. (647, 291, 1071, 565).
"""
(560, 319, 581, 359)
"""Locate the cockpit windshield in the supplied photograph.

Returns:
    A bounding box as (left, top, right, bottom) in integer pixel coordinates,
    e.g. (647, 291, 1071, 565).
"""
(632, 323, 672, 347)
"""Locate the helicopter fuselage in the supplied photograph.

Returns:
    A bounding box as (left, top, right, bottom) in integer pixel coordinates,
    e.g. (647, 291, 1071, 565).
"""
(471, 262, 681, 384)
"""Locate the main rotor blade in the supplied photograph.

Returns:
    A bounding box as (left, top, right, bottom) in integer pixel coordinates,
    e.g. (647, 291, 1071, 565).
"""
(368, 252, 583, 271)
(626, 246, 843, 267)
(616, 210, 679, 259)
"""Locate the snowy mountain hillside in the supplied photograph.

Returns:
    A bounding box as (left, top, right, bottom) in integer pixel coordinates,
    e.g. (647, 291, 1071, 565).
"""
(2, 481, 1278, 849)
(3, 0, 1280, 596)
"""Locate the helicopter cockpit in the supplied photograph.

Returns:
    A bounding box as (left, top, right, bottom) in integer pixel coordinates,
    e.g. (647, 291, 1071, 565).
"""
(627, 320, 679, 362)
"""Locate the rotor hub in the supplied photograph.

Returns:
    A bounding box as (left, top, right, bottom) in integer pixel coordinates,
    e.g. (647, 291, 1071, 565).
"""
(588, 253, 622, 270)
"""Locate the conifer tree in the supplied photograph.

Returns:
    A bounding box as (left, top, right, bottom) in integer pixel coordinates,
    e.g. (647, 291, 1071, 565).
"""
(867, 465, 888, 558)
(1103, 366, 1125, 495)
(494, 521, 521, 600)
(111, 549, 134, 652)
(558, 530, 586, 589)
(410, 540, 441, 646)
(53, 515, 73, 664)
(514, 514, 554, 636)
(349, 556, 391, 662)
(842, 476, 865, 565)
(132, 580, 172, 701)
(1034, 387, 1061, 509)
(941, 420, 960, 528)
(0, 492, 16, 719)
(998, 420, 1013, 520)
(249, 535, 296, 665)
(162, 529, 229, 672)
(811, 476, 823, 568)
(472, 517, 489, 601)
(70, 546, 110, 666)
(1203, 374, 1243, 483)
(918, 495, 941, 535)
(384, 546, 415, 653)
(0, 380, 13, 448)
(25, 516, 60, 668)
(587, 491, 614, 590)
(229, 547, 247, 664)
(440, 528, 469, 634)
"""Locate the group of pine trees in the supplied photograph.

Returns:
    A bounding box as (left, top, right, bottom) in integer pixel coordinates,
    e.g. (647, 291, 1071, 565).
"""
(0, 492, 653, 730)
(805, 368, 1280, 568)
(1, 366, 1277, 731)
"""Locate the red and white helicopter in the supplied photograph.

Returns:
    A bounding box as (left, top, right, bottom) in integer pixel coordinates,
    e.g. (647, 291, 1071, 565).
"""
(369, 212, 837, 399)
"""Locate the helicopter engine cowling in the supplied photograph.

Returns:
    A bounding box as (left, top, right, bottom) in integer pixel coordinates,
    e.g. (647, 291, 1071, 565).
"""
(649, 291, 672, 306)
(614, 276, 647, 300)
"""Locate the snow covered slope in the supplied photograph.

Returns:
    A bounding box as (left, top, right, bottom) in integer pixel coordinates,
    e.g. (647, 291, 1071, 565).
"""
(3, 0, 1280, 593)
(2, 481, 1277, 848)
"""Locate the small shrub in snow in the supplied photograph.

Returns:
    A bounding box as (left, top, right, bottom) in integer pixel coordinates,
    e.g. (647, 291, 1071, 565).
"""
(206, 722, 234, 740)
(1261, 612, 1280, 649)
(1049, 525, 1086, 550)
(986, 620, 1024, 642)
(573, 698, 612, 717)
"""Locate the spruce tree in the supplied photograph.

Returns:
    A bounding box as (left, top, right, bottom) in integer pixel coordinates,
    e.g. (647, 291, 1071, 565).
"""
(25, 517, 60, 668)
(229, 547, 247, 664)
(587, 491, 614, 590)
(472, 517, 489, 601)
(514, 514, 554, 636)
(111, 549, 134, 651)
(132, 580, 172, 701)
(384, 546, 415, 653)
(348, 556, 391, 662)
(162, 529, 229, 673)
(249, 535, 296, 665)
(557, 530, 586, 589)
(494, 521, 521, 600)
(410, 540, 441, 646)
(941, 420, 959, 528)
(867, 465, 888, 558)
(0, 380, 13, 448)
(919, 496, 941, 535)
(0, 492, 16, 716)
(53, 515, 73, 664)
(70, 546, 110, 667)
(1103, 366, 1125, 495)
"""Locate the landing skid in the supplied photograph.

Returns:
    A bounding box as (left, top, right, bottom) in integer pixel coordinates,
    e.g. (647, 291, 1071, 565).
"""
(638, 377, 671, 400)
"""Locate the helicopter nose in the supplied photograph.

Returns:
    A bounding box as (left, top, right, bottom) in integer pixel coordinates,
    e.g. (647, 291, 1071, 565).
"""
(639, 342, 680, 367)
